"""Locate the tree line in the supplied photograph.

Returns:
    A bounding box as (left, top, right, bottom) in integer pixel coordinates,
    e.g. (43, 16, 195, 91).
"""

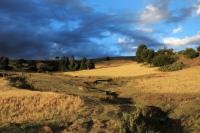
(136, 44, 200, 68)
(0, 56, 95, 72)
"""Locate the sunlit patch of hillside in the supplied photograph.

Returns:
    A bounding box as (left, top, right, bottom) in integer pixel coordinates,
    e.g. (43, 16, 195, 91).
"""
(133, 66, 200, 94)
(65, 62, 159, 77)
(0, 79, 84, 125)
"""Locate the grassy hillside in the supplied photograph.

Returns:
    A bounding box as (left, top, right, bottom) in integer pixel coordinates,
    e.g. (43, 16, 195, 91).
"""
(0, 59, 200, 132)
(65, 62, 158, 77)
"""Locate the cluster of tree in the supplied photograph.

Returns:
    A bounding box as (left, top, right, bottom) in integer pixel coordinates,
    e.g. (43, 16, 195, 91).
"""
(183, 48, 199, 59)
(0, 56, 95, 72)
(136, 45, 176, 67)
(136, 45, 155, 63)
(0, 56, 10, 70)
(136, 44, 200, 67)
(58, 56, 95, 72)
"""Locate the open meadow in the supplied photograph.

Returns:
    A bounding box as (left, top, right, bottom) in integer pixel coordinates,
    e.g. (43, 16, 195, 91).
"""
(0, 58, 200, 132)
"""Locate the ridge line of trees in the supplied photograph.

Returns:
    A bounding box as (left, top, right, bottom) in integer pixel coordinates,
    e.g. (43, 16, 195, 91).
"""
(136, 44, 200, 67)
(0, 56, 95, 73)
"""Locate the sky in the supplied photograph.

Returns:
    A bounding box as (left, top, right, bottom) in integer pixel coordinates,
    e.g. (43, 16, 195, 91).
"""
(0, 0, 200, 59)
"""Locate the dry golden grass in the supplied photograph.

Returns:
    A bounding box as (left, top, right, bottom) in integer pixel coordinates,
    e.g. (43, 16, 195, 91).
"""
(65, 62, 158, 77)
(134, 66, 200, 94)
(0, 79, 84, 124)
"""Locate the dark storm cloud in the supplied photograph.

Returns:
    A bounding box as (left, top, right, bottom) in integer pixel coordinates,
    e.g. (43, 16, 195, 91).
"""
(0, 0, 195, 58)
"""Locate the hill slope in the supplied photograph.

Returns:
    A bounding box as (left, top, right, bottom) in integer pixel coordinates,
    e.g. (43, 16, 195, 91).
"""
(65, 62, 158, 77)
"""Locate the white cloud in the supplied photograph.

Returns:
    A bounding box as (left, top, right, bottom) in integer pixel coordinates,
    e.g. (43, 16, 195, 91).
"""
(172, 26, 182, 34)
(195, 1, 200, 15)
(136, 27, 154, 33)
(140, 5, 168, 23)
(117, 37, 135, 44)
(163, 32, 200, 46)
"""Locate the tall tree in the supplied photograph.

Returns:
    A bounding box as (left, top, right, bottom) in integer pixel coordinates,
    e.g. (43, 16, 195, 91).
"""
(0, 56, 9, 70)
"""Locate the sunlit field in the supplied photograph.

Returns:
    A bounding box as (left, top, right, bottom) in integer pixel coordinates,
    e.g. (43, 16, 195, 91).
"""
(65, 62, 159, 77)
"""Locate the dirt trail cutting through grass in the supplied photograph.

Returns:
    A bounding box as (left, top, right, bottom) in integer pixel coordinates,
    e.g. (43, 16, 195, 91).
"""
(65, 62, 159, 77)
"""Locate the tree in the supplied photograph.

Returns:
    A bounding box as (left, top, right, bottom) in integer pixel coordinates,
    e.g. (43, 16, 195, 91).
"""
(136, 44, 147, 62)
(15, 59, 26, 69)
(55, 56, 60, 60)
(86, 60, 95, 69)
(80, 57, 87, 70)
(146, 49, 155, 63)
(0, 56, 9, 70)
(27, 60, 37, 72)
(68, 56, 76, 71)
(59, 56, 69, 71)
(184, 48, 199, 59)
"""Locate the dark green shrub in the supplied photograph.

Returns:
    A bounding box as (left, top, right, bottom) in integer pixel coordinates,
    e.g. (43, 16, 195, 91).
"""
(118, 106, 181, 133)
(159, 62, 185, 72)
(152, 55, 176, 66)
(7, 75, 33, 90)
(184, 48, 199, 59)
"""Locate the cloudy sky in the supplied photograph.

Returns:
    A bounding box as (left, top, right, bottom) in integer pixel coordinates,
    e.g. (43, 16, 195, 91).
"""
(0, 0, 200, 59)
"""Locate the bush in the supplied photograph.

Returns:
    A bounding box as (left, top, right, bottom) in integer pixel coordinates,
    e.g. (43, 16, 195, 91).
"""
(184, 48, 199, 59)
(152, 55, 176, 67)
(159, 62, 185, 72)
(7, 76, 33, 89)
(118, 106, 181, 133)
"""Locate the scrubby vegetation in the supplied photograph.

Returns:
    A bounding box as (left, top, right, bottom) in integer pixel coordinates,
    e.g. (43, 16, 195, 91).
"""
(152, 54, 176, 67)
(6, 74, 33, 90)
(184, 48, 199, 59)
(159, 62, 185, 72)
(136, 45, 177, 69)
(118, 106, 182, 133)
(135, 44, 200, 71)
